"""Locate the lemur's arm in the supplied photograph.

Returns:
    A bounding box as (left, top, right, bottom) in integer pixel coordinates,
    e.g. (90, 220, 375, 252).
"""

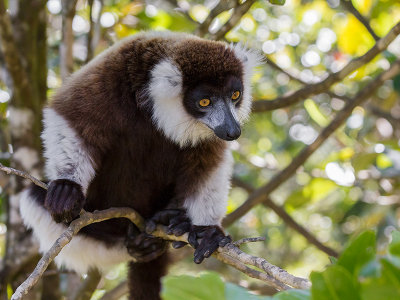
(183, 148, 233, 263)
(147, 148, 234, 263)
(41, 108, 97, 223)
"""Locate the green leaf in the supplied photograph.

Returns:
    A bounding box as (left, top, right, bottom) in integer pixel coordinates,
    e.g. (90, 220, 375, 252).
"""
(273, 289, 311, 300)
(361, 258, 400, 300)
(162, 272, 225, 300)
(337, 231, 376, 276)
(393, 74, 400, 94)
(389, 231, 400, 257)
(268, 0, 286, 5)
(225, 283, 271, 300)
(311, 266, 360, 300)
(329, 256, 338, 265)
(352, 153, 378, 172)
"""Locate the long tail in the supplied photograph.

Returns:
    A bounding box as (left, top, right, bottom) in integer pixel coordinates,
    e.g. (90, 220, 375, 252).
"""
(128, 252, 169, 300)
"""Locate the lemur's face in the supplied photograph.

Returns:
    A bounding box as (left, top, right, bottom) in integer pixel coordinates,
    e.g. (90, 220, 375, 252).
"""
(183, 76, 243, 141)
(148, 42, 260, 147)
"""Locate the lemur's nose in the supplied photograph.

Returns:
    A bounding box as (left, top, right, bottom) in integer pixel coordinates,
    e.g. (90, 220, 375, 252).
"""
(226, 125, 241, 141)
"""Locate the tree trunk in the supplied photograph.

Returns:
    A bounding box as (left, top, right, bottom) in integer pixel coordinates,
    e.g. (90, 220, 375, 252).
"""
(0, 1, 59, 299)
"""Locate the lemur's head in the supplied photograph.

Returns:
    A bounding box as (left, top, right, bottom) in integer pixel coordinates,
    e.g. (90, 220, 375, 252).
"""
(148, 35, 261, 147)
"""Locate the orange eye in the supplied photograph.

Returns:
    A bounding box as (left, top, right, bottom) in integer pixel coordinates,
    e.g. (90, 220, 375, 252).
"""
(199, 99, 211, 107)
(232, 91, 240, 100)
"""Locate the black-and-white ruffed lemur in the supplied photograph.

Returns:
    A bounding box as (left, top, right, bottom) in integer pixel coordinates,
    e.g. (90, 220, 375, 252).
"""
(19, 31, 259, 300)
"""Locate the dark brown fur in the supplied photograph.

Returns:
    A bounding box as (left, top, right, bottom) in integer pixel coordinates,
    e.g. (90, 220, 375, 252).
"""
(47, 33, 243, 300)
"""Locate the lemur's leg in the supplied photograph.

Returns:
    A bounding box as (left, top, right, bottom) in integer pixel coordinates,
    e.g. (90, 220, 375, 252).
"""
(41, 108, 96, 223)
(128, 252, 169, 300)
(125, 222, 167, 262)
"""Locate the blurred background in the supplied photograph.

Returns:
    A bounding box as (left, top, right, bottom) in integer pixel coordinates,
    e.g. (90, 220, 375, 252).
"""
(0, 0, 399, 299)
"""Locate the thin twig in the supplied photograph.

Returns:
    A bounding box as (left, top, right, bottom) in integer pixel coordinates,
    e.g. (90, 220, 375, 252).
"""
(341, 0, 379, 41)
(209, 0, 256, 40)
(164, 0, 199, 26)
(224, 59, 400, 225)
(231, 177, 339, 257)
(0, 163, 48, 190)
(195, 0, 236, 37)
(11, 208, 145, 300)
(149, 227, 310, 290)
(233, 237, 266, 246)
(252, 21, 400, 112)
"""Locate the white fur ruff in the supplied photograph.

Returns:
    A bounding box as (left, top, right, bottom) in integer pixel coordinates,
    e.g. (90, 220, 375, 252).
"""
(184, 148, 234, 225)
(19, 189, 131, 274)
(230, 43, 263, 124)
(149, 59, 213, 147)
(41, 108, 96, 194)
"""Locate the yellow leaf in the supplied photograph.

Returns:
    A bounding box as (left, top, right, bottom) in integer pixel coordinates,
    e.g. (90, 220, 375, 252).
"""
(115, 24, 129, 38)
(304, 99, 329, 126)
(121, 2, 143, 16)
(352, 0, 372, 15)
(336, 15, 375, 55)
(371, 9, 400, 36)
(376, 153, 393, 169)
(339, 148, 355, 160)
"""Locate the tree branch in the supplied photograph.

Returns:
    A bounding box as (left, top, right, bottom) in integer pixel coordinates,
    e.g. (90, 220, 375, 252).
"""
(231, 177, 339, 257)
(0, 163, 48, 190)
(85, 0, 95, 63)
(209, 0, 256, 40)
(72, 268, 102, 300)
(252, 21, 400, 112)
(0, 167, 310, 299)
(164, 0, 199, 26)
(224, 59, 400, 225)
(60, 0, 78, 80)
(99, 281, 129, 300)
(341, 0, 379, 41)
(195, 0, 237, 37)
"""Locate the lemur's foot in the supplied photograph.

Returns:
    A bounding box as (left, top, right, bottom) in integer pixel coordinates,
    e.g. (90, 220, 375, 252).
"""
(146, 209, 192, 249)
(44, 179, 85, 223)
(146, 209, 191, 236)
(188, 225, 231, 264)
(125, 224, 167, 262)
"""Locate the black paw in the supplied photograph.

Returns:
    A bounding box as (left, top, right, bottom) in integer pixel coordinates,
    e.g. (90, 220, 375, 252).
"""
(125, 224, 167, 263)
(44, 179, 85, 223)
(188, 225, 231, 264)
(146, 209, 191, 237)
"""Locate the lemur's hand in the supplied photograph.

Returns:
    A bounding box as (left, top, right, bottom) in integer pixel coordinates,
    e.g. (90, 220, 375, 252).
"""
(146, 209, 191, 249)
(188, 225, 231, 264)
(44, 179, 85, 223)
(125, 223, 167, 262)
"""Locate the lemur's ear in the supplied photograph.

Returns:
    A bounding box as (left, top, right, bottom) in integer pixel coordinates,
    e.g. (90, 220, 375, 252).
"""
(230, 44, 263, 124)
(230, 43, 264, 74)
